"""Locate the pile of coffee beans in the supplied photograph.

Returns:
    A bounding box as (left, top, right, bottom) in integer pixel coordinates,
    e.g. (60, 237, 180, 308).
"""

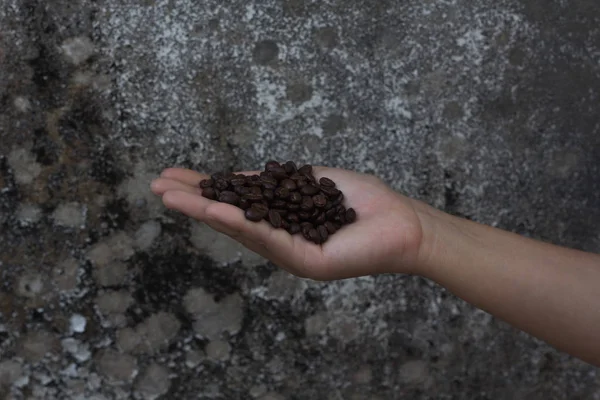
(199, 161, 356, 244)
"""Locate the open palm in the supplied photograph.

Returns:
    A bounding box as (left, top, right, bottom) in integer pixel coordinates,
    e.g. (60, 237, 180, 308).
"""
(151, 166, 424, 280)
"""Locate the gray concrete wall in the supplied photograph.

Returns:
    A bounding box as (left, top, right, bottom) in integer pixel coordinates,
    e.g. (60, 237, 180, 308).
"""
(0, 0, 599, 399)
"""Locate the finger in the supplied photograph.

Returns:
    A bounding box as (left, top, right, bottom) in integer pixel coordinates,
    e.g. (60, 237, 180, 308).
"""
(151, 178, 202, 196)
(162, 190, 214, 221)
(160, 168, 209, 187)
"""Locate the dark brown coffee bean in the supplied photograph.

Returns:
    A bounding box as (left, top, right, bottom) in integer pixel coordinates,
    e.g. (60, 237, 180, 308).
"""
(324, 201, 334, 211)
(333, 222, 342, 230)
(287, 203, 300, 211)
(288, 223, 301, 235)
(234, 185, 250, 196)
(275, 187, 290, 199)
(319, 177, 336, 188)
(325, 208, 337, 220)
(215, 179, 229, 191)
(318, 225, 329, 242)
(263, 189, 275, 202)
(308, 228, 321, 244)
(289, 192, 302, 204)
(260, 171, 269, 177)
(239, 197, 251, 210)
(243, 193, 263, 202)
(302, 228, 312, 241)
(298, 211, 312, 220)
(298, 164, 313, 176)
(296, 179, 308, 189)
(300, 184, 320, 196)
(301, 222, 313, 231)
(271, 199, 287, 209)
(270, 167, 288, 181)
(245, 203, 268, 221)
(310, 208, 320, 220)
(284, 161, 298, 175)
(333, 192, 344, 205)
(211, 172, 226, 181)
(281, 179, 297, 191)
(202, 187, 217, 200)
(324, 221, 337, 234)
(315, 212, 326, 225)
(265, 160, 281, 171)
(218, 191, 240, 206)
(300, 196, 314, 211)
(250, 186, 263, 195)
(260, 175, 278, 186)
(321, 186, 340, 198)
(281, 220, 290, 230)
(271, 209, 288, 218)
(287, 213, 300, 223)
(346, 208, 357, 223)
(313, 194, 327, 208)
(199, 179, 214, 188)
(289, 173, 304, 181)
(268, 210, 282, 228)
(338, 212, 347, 224)
(336, 205, 346, 214)
(230, 177, 247, 186)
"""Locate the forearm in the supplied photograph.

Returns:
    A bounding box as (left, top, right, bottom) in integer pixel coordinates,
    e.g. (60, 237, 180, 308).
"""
(411, 200, 600, 366)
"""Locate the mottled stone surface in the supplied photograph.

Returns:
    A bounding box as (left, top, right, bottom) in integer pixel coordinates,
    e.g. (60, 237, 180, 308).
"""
(1, 0, 599, 399)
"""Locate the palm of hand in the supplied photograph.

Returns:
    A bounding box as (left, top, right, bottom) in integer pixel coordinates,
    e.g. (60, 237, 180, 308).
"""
(151, 167, 423, 280)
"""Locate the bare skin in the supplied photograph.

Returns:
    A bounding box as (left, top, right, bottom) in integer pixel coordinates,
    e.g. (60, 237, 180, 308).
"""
(151, 166, 600, 367)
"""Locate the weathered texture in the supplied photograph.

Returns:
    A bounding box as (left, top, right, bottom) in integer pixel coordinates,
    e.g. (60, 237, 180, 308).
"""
(0, 0, 599, 399)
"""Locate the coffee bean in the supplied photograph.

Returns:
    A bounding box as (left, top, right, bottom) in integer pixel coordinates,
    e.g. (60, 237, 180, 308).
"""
(263, 189, 275, 202)
(296, 179, 308, 189)
(245, 203, 269, 221)
(310, 208, 320, 221)
(271, 167, 288, 181)
(202, 187, 217, 200)
(289, 173, 304, 181)
(281, 179, 297, 191)
(199, 179, 214, 188)
(287, 213, 300, 223)
(321, 186, 340, 198)
(215, 179, 229, 191)
(281, 220, 290, 230)
(243, 193, 264, 202)
(211, 172, 226, 181)
(318, 225, 329, 242)
(313, 194, 327, 208)
(302, 228, 312, 241)
(289, 192, 302, 204)
(333, 222, 342, 230)
(301, 222, 313, 231)
(300, 196, 314, 211)
(260, 175, 278, 187)
(333, 192, 344, 205)
(308, 228, 321, 244)
(315, 212, 326, 225)
(265, 160, 281, 171)
(338, 212, 347, 224)
(230, 177, 247, 186)
(275, 187, 290, 199)
(268, 210, 283, 229)
(324, 221, 337, 234)
(324, 201, 334, 211)
(284, 161, 298, 175)
(239, 197, 251, 210)
(234, 185, 250, 196)
(218, 191, 240, 206)
(249, 186, 263, 195)
(288, 223, 301, 235)
(271, 199, 287, 209)
(346, 208, 357, 223)
(271, 208, 289, 218)
(300, 184, 320, 196)
(319, 177, 336, 188)
(336, 205, 346, 214)
(287, 203, 300, 212)
(325, 208, 337, 220)
(298, 211, 312, 220)
(249, 175, 262, 186)
(298, 164, 313, 176)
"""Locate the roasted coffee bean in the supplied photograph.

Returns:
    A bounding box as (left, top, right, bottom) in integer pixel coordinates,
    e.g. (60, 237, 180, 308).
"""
(298, 211, 312, 220)
(336, 205, 346, 214)
(319, 177, 336, 188)
(324, 201, 334, 211)
(300, 184, 320, 196)
(296, 179, 308, 189)
(202, 187, 217, 200)
(298, 164, 313, 175)
(289, 173, 304, 181)
(301, 222, 313, 231)
(338, 212, 347, 224)
(281, 220, 290, 230)
(199, 179, 214, 188)
(308, 228, 321, 244)
(313, 194, 327, 208)
(243, 193, 264, 202)
(271, 167, 288, 181)
(346, 208, 357, 223)
(287, 203, 300, 211)
(268, 210, 283, 229)
(281, 179, 297, 191)
(265, 160, 281, 171)
(263, 189, 275, 202)
(250, 186, 263, 195)
(230, 177, 247, 186)
(245, 203, 269, 221)
(218, 191, 240, 206)
(325, 208, 337, 220)
(302, 228, 312, 241)
(333, 192, 344, 205)
(271, 209, 289, 218)
(304, 173, 317, 183)
(318, 225, 329, 242)
(324, 221, 337, 234)
(249, 175, 262, 186)
(300, 196, 314, 211)
(287, 213, 300, 223)
(284, 161, 298, 175)
(321, 186, 340, 198)
(215, 179, 229, 191)
(275, 187, 290, 199)
(315, 212, 326, 225)
(260, 175, 278, 186)
(310, 208, 320, 221)
(333, 221, 342, 230)
(288, 223, 301, 235)
(234, 185, 250, 196)
(271, 199, 287, 209)
(289, 192, 302, 204)
(239, 197, 251, 210)
(211, 172, 226, 181)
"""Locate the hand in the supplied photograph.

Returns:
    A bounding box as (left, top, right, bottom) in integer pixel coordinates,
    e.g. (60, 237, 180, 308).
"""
(151, 167, 425, 281)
